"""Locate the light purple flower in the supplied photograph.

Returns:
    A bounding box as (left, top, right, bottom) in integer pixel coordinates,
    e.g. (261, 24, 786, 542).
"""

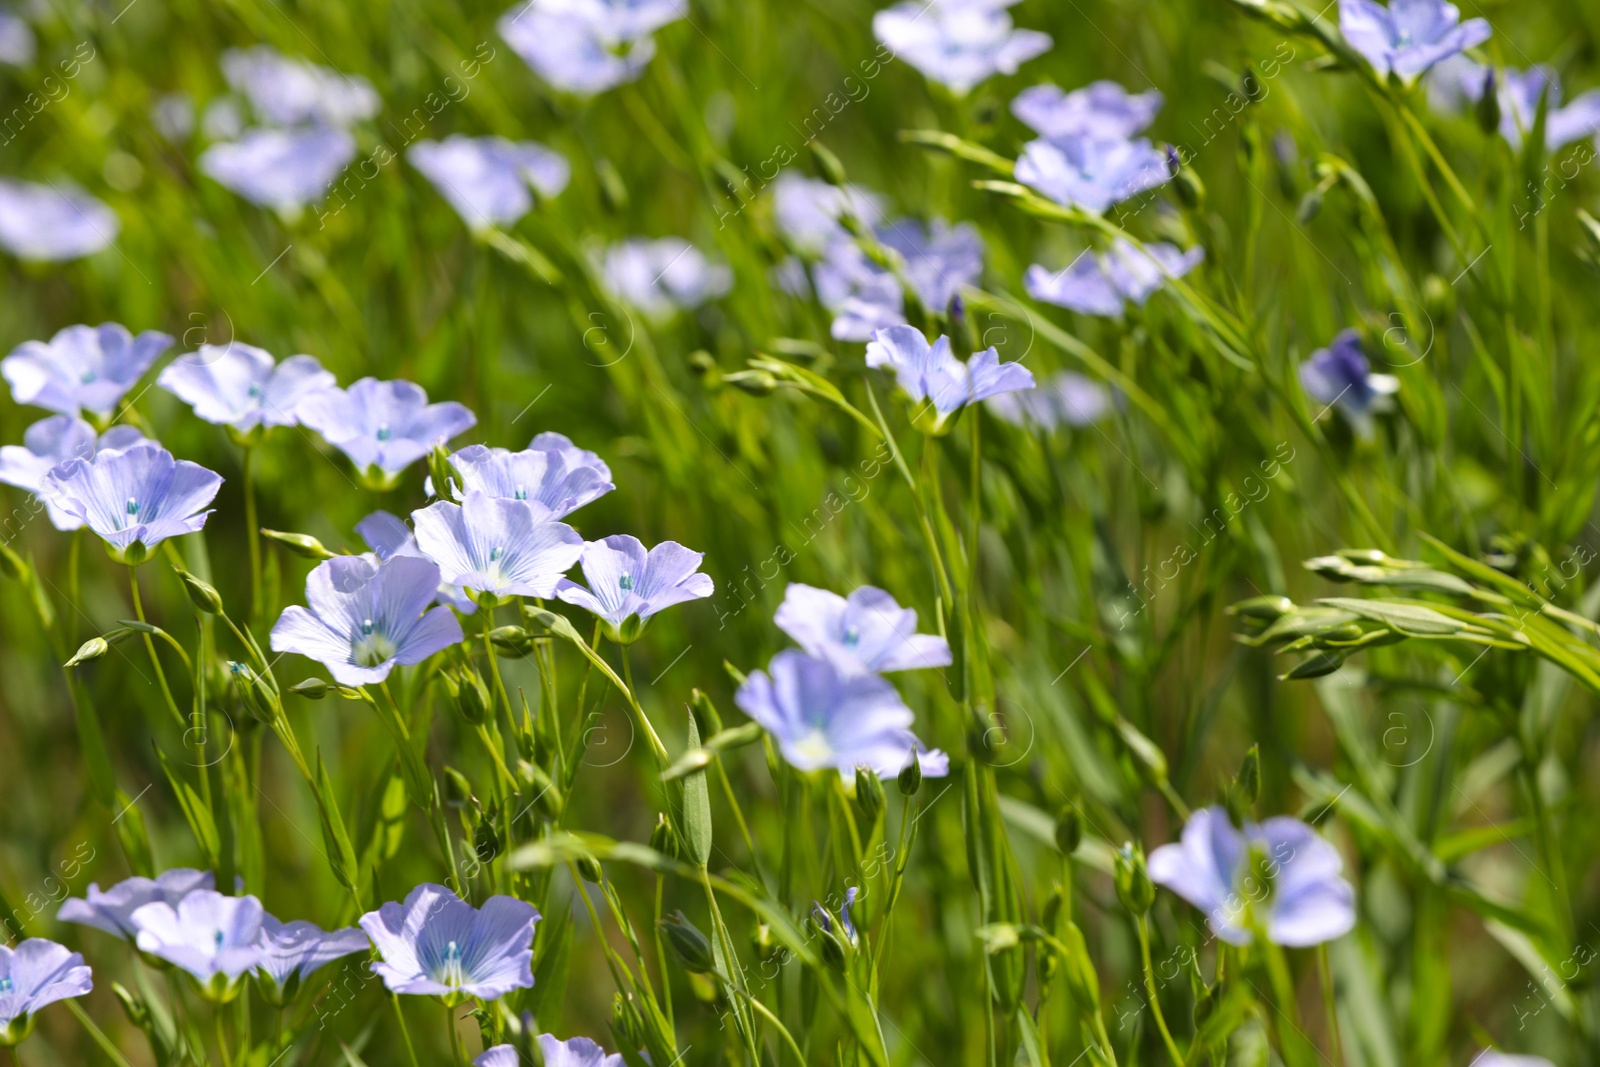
(200, 127, 356, 211)
(1432, 60, 1600, 150)
(1025, 239, 1203, 317)
(131, 890, 265, 1000)
(815, 219, 984, 341)
(253, 915, 369, 1004)
(775, 583, 950, 676)
(296, 377, 476, 484)
(866, 325, 1034, 423)
(410, 136, 571, 230)
(443, 438, 615, 517)
(0, 11, 34, 67)
(360, 883, 538, 1002)
(42, 443, 221, 562)
(986, 372, 1112, 430)
(601, 237, 732, 318)
(58, 869, 215, 940)
(1011, 81, 1162, 140)
(3, 323, 174, 418)
(1148, 806, 1356, 947)
(270, 554, 465, 686)
(1298, 328, 1399, 437)
(221, 46, 380, 128)
(872, 2, 1050, 95)
(770, 173, 885, 256)
(477, 1034, 625, 1067)
(0, 416, 150, 530)
(158, 343, 335, 435)
(498, 2, 663, 95)
(357, 510, 476, 612)
(1471, 1055, 1555, 1067)
(811, 886, 859, 946)
(412, 491, 582, 602)
(1338, 0, 1489, 83)
(735, 650, 948, 781)
(556, 534, 713, 631)
(1015, 135, 1171, 214)
(0, 939, 93, 1046)
(0, 179, 118, 261)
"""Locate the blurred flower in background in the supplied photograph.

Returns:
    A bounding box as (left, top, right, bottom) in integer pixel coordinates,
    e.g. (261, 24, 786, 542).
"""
(0, 9, 33, 66)
(58, 870, 216, 941)
(774, 583, 951, 675)
(1025, 238, 1203, 317)
(1015, 134, 1170, 214)
(873, 0, 1050, 95)
(2, 323, 172, 418)
(866, 325, 1034, 425)
(814, 218, 983, 340)
(409, 135, 570, 230)
(0, 939, 93, 1046)
(770, 173, 884, 256)
(220, 46, 380, 129)
(199, 127, 357, 212)
(986, 372, 1113, 430)
(600, 236, 731, 317)
(499, 0, 686, 95)
(1011, 80, 1163, 140)
(1338, 0, 1489, 83)
(1298, 328, 1400, 437)
(0, 179, 118, 261)
(1430, 58, 1600, 150)
(158, 343, 336, 435)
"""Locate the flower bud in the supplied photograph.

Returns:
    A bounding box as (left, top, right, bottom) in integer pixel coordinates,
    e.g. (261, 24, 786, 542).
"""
(230, 661, 281, 724)
(898, 749, 923, 796)
(1054, 805, 1082, 855)
(288, 677, 329, 700)
(260, 529, 335, 560)
(488, 626, 534, 658)
(576, 854, 603, 885)
(474, 816, 501, 864)
(854, 767, 885, 825)
(1236, 744, 1261, 806)
(650, 811, 681, 859)
(111, 981, 150, 1029)
(723, 370, 778, 396)
(175, 568, 223, 615)
(688, 351, 719, 378)
(1114, 842, 1155, 915)
(689, 688, 723, 735)
(1296, 189, 1323, 223)
(66, 636, 109, 668)
(427, 445, 460, 504)
(443, 766, 474, 809)
(1475, 68, 1500, 136)
(1227, 595, 1294, 621)
(659, 911, 715, 973)
(810, 140, 848, 187)
(453, 666, 492, 726)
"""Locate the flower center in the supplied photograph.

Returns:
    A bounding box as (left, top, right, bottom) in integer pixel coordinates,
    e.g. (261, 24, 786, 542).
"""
(125, 497, 140, 517)
(842, 626, 860, 647)
(1394, 29, 1411, 46)
(375, 423, 391, 441)
(247, 383, 263, 400)
(489, 546, 504, 563)
(80, 369, 97, 384)
(436, 940, 466, 987)
(0, 977, 12, 993)
(514, 485, 528, 500)
(214, 930, 225, 949)
(618, 574, 634, 591)
(791, 729, 836, 766)
(353, 619, 397, 667)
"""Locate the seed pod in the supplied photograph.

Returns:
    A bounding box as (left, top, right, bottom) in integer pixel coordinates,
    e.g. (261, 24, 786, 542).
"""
(659, 911, 715, 973)
(650, 811, 681, 859)
(575, 854, 603, 884)
(172, 569, 223, 614)
(454, 666, 492, 726)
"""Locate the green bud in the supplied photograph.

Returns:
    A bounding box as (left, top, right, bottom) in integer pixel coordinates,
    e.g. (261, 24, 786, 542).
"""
(111, 981, 150, 1029)
(687, 350, 719, 377)
(898, 749, 923, 796)
(723, 370, 778, 396)
(659, 910, 716, 973)
(175, 568, 223, 614)
(1236, 744, 1261, 805)
(1282, 651, 1345, 679)
(810, 141, 848, 187)
(474, 816, 501, 864)
(1054, 805, 1082, 855)
(489, 626, 534, 657)
(427, 445, 460, 504)
(443, 766, 474, 808)
(453, 666, 492, 726)
(610, 993, 644, 1053)
(751, 921, 780, 963)
(1059, 921, 1101, 1012)
(288, 677, 329, 700)
(1475, 68, 1501, 136)
(1227, 595, 1295, 621)
(689, 688, 723, 735)
(65, 636, 110, 668)
(650, 811, 681, 859)
(854, 766, 885, 825)
(1114, 842, 1155, 915)
(575, 854, 603, 885)
(260, 529, 335, 560)
(230, 662, 280, 724)
(1296, 189, 1323, 223)
(1421, 273, 1454, 324)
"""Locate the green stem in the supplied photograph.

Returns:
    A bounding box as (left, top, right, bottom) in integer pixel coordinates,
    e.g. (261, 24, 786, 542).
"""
(445, 1001, 467, 1067)
(393, 994, 421, 1067)
(242, 445, 263, 625)
(655, 874, 675, 1032)
(1138, 915, 1184, 1067)
(128, 566, 187, 730)
(1317, 943, 1343, 1067)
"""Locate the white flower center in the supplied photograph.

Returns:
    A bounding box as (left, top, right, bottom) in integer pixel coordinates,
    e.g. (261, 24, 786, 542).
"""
(353, 619, 397, 667)
(791, 729, 835, 765)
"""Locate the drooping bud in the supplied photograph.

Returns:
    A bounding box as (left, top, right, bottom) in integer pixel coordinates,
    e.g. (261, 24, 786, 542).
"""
(230, 661, 281, 724)
(650, 811, 681, 860)
(575, 854, 603, 885)
(288, 677, 329, 700)
(723, 370, 778, 396)
(489, 626, 534, 658)
(66, 637, 110, 668)
(1114, 842, 1155, 915)
(172, 568, 223, 614)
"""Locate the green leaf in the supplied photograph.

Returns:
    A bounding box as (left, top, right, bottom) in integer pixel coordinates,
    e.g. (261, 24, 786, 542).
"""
(1315, 598, 1471, 636)
(678, 712, 712, 868)
(314, 750, 361, 895)
(154, 747, 220, 870)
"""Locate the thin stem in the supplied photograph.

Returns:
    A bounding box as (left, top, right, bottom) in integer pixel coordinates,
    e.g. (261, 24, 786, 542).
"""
(393, 994, 421, 1067)
(1138, 915, 1184, 1067)
(242, 445, 263, 625)
(1317, 943, 1344, 1067)
(446, 1001, 468, 1067)
(215, 1008, 235, 1067)
(128, 566, 187, 730)
(655, 874, 675, 1032)
(726, 984, 806, 1066)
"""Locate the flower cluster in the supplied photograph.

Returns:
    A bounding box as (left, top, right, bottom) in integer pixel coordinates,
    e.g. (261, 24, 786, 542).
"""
(1013, 78, 1170, 216)
(736, 582, 950, 782)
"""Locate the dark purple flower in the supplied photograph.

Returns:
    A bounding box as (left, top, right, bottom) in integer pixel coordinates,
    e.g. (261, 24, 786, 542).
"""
(1298, 329, 1399, 437)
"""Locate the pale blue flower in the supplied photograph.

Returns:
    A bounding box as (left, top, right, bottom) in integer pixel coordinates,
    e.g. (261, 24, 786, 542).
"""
(443, 436, 614, 517)
(872, 1, 1050, 95)
(775, 583, 951, 676)
(221, 46, 380, 128)
(158, 343, 336, 434)
(770, 173, 885, 256)
(986, 372, 1112, 430)
(1011, 81, 1162, 140)
(130, 890, 265, 1001)
(0, 11, 34, 66)
(360, 883, 539, 1002)
(42, 443, 222, 562)
(477, 1034, 624, 1067)
(4, 324, 171, 420)
(556, 534, 713, 628)
(1298, 328, 1399, 437)
(296, 377, 476, 483)
(1015, 135, 1170, 214)
(200, 127, 356, 211)
(735, 650, 948, 781)
(58, 869, 215, 940)
(1338, 0, 1489, 83)
(1025, 239, 1203, 317)
(601, 237, 731, 317)
(253, 915, 369, 1005)
(1148, 806, 1356, 947)
(815, 219, 985, 341)
(412, 491, 583, 602)
(499, 0, 680, 95)
(1472, 1055, 1555, 1067)
(866, 325, 1034, 423)
(357, 510, 476, 612)
(0, 416, 150, 530)
(270, 553, 465, 686)
(409, 136, 571, 229)
(0, 939, 93, 1046)
(1431, 59, 1600, 150)
(0, 179, 118, 261)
